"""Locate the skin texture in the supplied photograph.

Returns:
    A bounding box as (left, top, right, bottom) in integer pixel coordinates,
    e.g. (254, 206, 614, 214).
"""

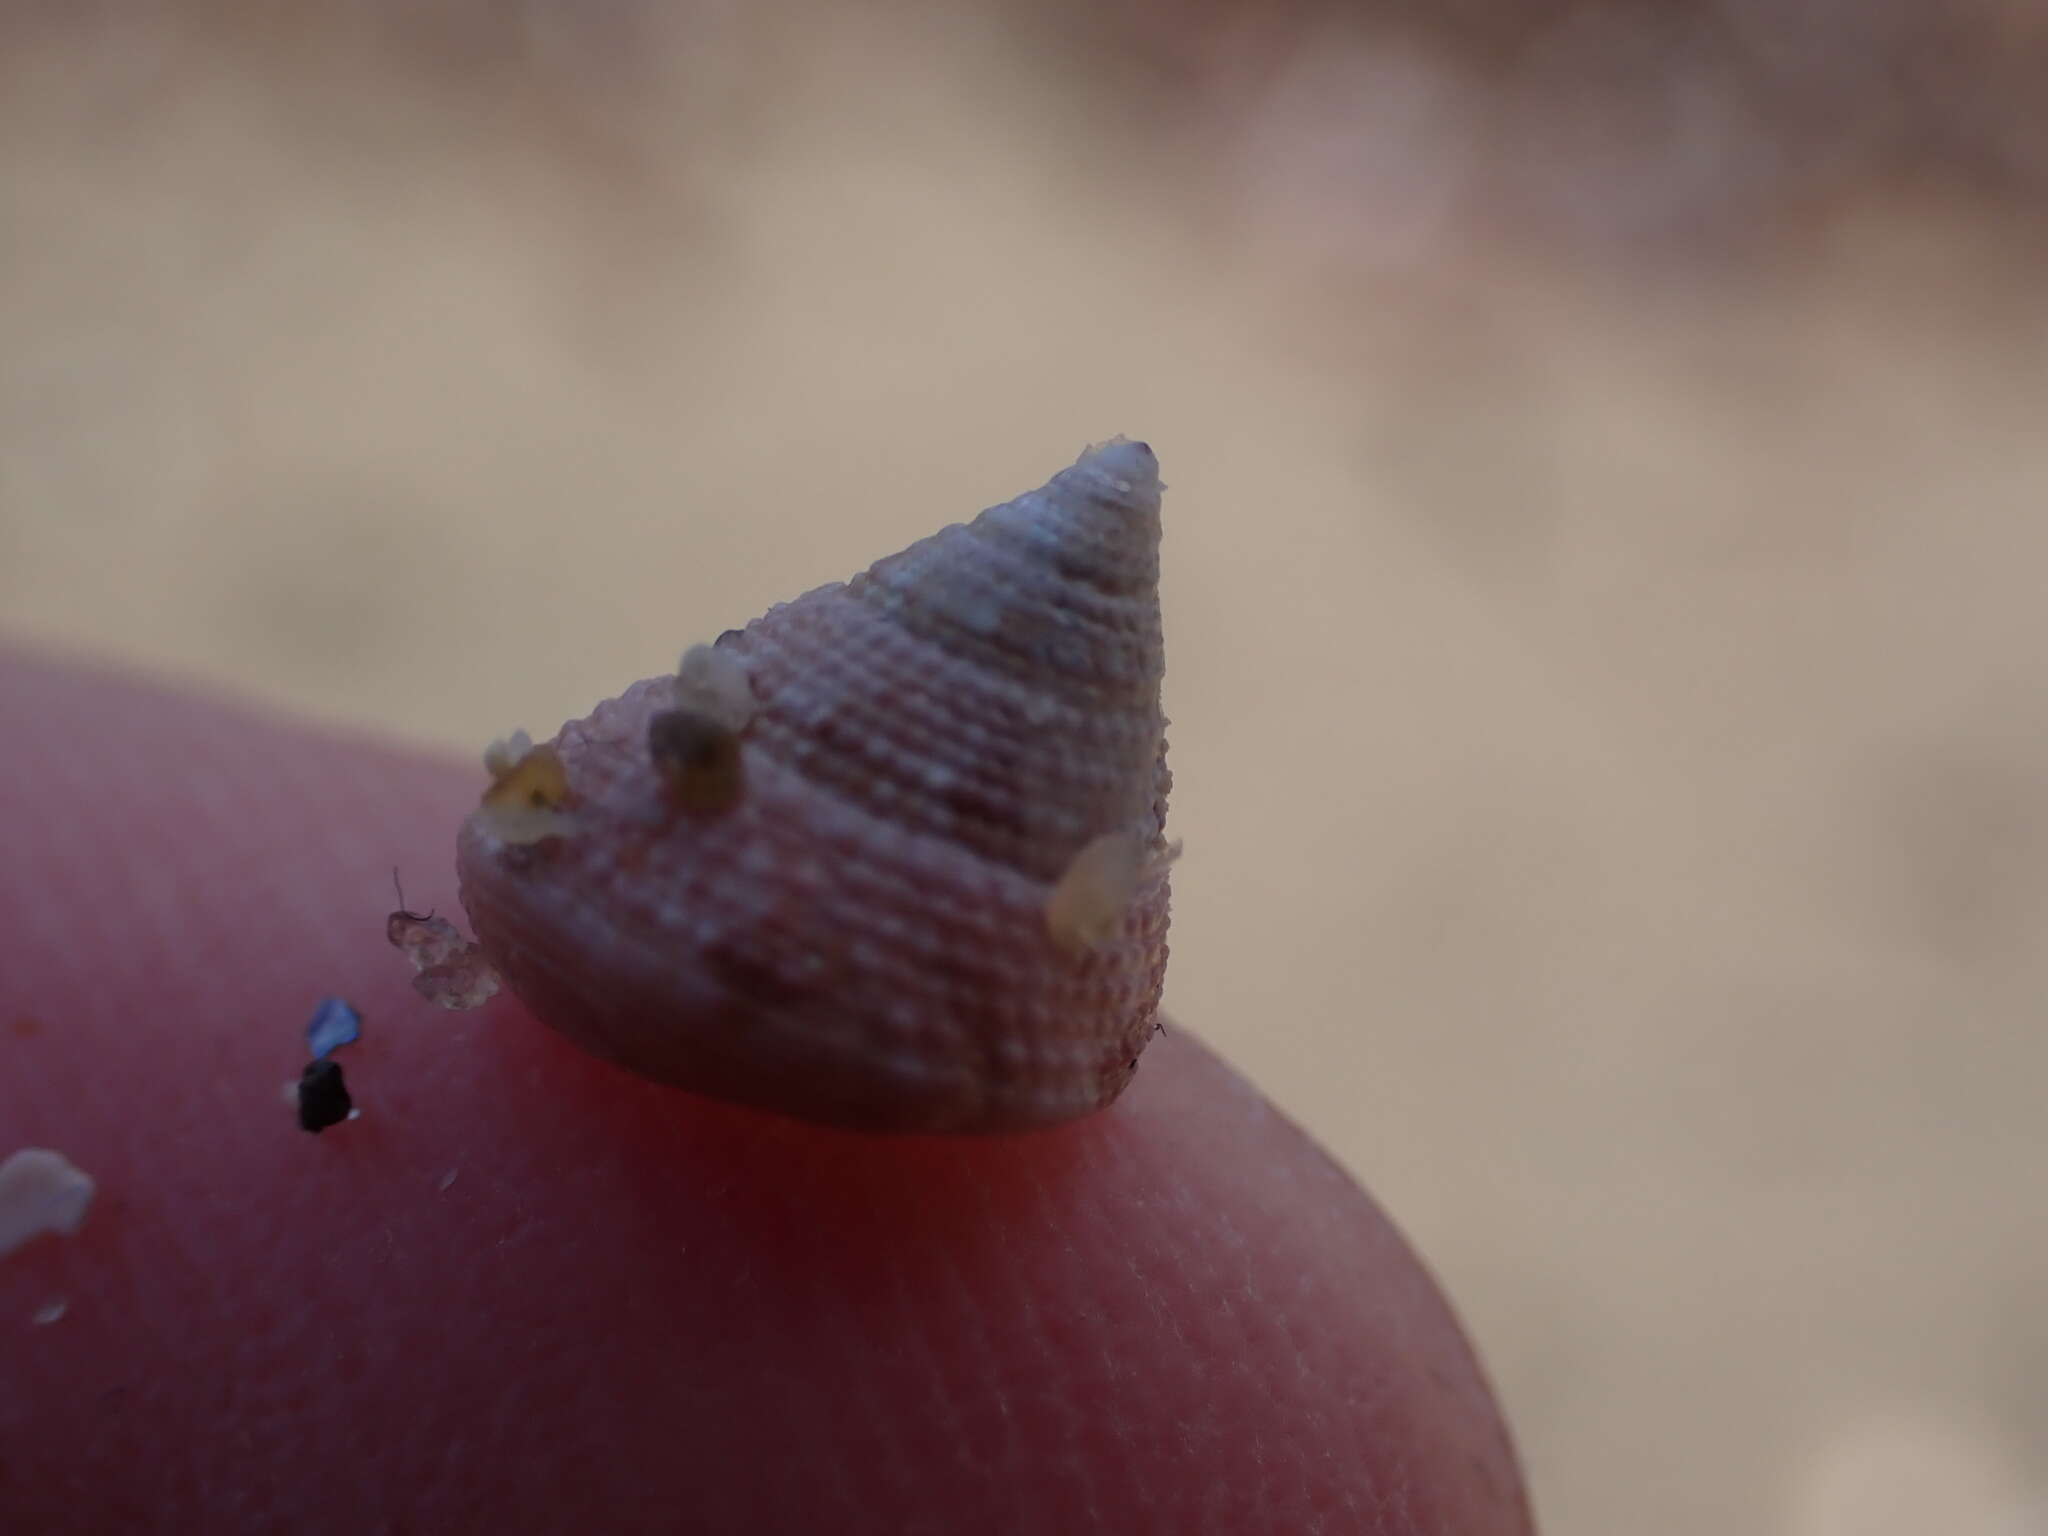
(0, 648, 1533, 1534)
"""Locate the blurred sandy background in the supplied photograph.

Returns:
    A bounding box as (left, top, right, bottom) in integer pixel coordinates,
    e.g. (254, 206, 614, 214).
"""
(4, 3, 2047, 1531)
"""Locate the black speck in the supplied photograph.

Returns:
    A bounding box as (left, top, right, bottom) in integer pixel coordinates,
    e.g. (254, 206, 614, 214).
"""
(297, 1058, 353, 1134)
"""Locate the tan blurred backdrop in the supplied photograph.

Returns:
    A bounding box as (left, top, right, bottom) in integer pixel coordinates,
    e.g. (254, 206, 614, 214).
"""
(4, 5, 2047, 1532)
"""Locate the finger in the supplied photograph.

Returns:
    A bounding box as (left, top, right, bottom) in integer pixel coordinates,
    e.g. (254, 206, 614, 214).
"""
(0, 648, 1531, 1535)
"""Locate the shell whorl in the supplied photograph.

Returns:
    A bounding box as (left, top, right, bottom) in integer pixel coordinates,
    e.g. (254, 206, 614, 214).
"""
(456, 439, 1172, 1133)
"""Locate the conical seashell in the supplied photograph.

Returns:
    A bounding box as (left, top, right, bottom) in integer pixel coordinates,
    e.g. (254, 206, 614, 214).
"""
(455, 439, 1173, 1133)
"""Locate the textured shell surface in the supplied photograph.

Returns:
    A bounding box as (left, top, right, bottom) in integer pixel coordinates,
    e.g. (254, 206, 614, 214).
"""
(455, 439, 1173, 1133)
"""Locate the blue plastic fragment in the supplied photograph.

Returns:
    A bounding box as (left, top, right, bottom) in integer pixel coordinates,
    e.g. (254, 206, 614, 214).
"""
(305, 997, 363, 1060)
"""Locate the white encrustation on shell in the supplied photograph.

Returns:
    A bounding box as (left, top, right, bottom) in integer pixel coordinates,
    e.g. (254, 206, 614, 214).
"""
(455, 438, 1175, 1133)
(1047, 827, 1183, 955)
(674, 643, 756, 731)
(483, 728, 536, 781)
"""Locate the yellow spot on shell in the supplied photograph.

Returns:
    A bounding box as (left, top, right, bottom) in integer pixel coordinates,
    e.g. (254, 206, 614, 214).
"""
(476, 733, 574, 845)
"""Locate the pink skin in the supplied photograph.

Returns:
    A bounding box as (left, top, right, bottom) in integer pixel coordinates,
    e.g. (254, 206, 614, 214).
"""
(0, 649, 1532, 1534)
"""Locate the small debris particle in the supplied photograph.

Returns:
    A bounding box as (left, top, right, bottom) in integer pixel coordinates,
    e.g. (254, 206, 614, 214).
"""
(297, 1059, 354, 1134)
(476, 733, 575, 845)
(389, 910, 502, 1011)
(1045, 828, 1182, 956)
(31, 1297, 66, 1326)
(674, 642, 755, 731)
(305, 997, 362, 1060)
(388, 910, 467, 968)
(437, 1169, 459, 1192)
(0, 1148, 96, 1260)
(649, 707, 745, 814)
(387, 872, 441, 941)
(413, 953, 502, 1010)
